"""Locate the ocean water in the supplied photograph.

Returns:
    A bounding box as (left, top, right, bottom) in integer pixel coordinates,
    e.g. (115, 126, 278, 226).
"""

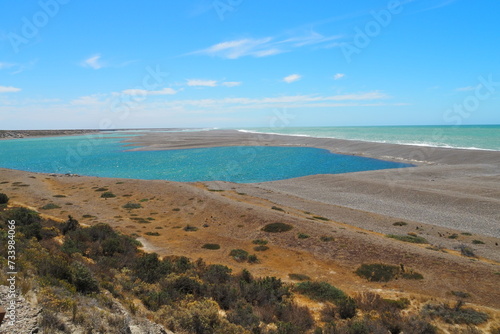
(0, 134, 412, 183)
(238, 125, 500, 151)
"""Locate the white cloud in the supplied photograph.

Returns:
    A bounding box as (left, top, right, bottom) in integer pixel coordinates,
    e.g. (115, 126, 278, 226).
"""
(151, 91, 388, 111)
(0, 86, 21, 93)
(190, 31, 342, 59)
(283, 74, 302, 83)
(334, 73, 345, 80)
(187, 79, 218, 87)
(222, 81, 242, 87)
(70, 94, 106, 105)
(82, 54, 104, 69)
(122, 87, 179, 96)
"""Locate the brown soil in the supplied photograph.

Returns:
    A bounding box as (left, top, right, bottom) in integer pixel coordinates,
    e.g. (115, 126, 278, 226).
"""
(1, 168, 499, 322)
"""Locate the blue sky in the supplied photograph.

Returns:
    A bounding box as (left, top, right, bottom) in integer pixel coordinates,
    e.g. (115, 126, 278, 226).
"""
(0, 0, 499, 129)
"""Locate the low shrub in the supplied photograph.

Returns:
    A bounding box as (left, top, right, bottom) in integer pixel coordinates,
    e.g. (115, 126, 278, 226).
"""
(288, 273, 310, 281)
(393, 221, 408, 226)
(183, 225, 198, 232)
(262, 222, 293, 233)
(271, 206, 285, 212)
(295, 281, 346, 303)
(472, 240, 484, 244)
(0, 192, 10, 204)
(297, 233, 310, 239)
(423, 302, 489, 325)
(202, 243, 221, 250)
(145, 232, 160, 236)
(457, 244, 476, 257)
(387, 234, 429, 244)
(253, 245, 269, 252)
(230, 249, 249, 262)
(448, 234, 459, 239)
(122, 202, 142, 209)
(252, 239, 268, 245)
(95, 187, 108, 192)
(355, 263, 400, 282)
(101, 192, 116, 198)
(41, 203, 61, 210)
(313, 216, 329, 221)
(451, 291, 470, 299)
(247, 254, 259, 264)
(320, 236, 334, 242)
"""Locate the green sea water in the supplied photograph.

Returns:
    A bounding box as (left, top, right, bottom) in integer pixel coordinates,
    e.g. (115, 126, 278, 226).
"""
(238, 125, 500, 151)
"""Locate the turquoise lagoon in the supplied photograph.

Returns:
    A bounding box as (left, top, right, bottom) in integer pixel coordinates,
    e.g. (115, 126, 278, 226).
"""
(0, 134, 413, 183)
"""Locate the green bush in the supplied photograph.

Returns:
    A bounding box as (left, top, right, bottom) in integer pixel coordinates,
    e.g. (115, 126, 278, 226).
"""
(295, 281, 346, 303)
(271, 206, 285, 212)
(247, 254, 259, 263)
(337, 297, 357, 319)
(253, 245, 269, 252)
(393, 221, 407, 226)
(252, 239, 268, 245)
(101, 192, 116, 198)
(472, 239, 484, 244)
(262, 222, 293, 233)
(5, 207, 43, 240)
(297, 233, 310, 239)
(41, 203, 61, 210)
(423, 302, 489, 325)
(457, 244, 476, 257)
(230, 249, 249, 262)
(0, 193, 9, 204)
(70, 262, 99, 294)
(202, 243, 221, 250)
(320, 236, 334, 242)
(387, 234, 429, 244)
(183, 225, 198, 232)
(288, 273, 310, 281)
(355, 264, 400, 282)
(122, 202, 142, 209)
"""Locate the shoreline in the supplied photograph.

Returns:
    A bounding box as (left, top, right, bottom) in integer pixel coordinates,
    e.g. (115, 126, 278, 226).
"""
(235, 128, 500, 153)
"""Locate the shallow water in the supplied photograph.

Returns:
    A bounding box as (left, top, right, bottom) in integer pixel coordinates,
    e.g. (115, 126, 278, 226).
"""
(0, 134, 413, 183)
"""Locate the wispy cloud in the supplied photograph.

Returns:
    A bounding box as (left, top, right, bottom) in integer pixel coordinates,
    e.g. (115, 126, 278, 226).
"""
(70, 94, 107, 106)
(0, 62, 14, 70)
(283, 74, 302, 84)
(456, 85, 478, 92)
(81, 54, 104, 70)
(0, 60, 37, 74)
(0, 86, 21, 93)
(122, 87, 179, 96)
(151, 91, 389, 111)
(222, 81, 242, 87)
(187, 79, 218, 87)
(334, 73, 345, 80)
(190, 31, 342, 59)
